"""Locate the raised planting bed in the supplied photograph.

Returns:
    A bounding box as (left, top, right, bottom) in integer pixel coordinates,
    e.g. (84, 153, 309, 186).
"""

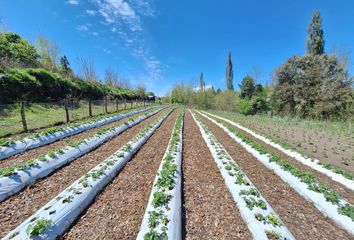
(137, 108, 184, 240)
(0, 106, 158, 160)
(192, 111, 294, 240)
(199, 111, 354, 236)
(204, 111, 354, 191)
(0, 108, 165, 202)
(2, 109, 173, 240)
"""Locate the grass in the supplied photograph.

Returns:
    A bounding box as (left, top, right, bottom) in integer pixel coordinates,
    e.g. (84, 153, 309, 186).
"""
(0, 101, 153, 138)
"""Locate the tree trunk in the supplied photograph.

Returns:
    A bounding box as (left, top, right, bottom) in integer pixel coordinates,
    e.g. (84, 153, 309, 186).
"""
(20, 101, 28, 132)
(349, 121, 352, 135)
(104, 97, 108, 114)
(116, 100, 119, 112)
(64, 100, 70, 123)
(89, 99, 92, 117)
(124, 100, 127, 110)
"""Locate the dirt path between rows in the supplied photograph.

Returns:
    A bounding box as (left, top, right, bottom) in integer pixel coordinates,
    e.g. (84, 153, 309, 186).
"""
(0, 109, 167, 238)
(197, 112, 352, 240)
(209, 114, 354, 205)
(182, 110, 252, 239)
(60, 109, 178, 239)
(0, 108, 157, 169)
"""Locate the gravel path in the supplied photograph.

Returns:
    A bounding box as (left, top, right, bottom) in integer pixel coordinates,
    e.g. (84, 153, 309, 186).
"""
(210, 115, 354, 205)
(0, 108, 155, 169)
(0, 109, 167, 238)
(60, 109, 178, 240)
(182, 110, 252, 240)
(197, 112, 353, 240)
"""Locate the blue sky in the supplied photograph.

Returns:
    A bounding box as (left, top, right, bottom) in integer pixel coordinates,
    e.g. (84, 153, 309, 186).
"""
(0, 0, 353, 95)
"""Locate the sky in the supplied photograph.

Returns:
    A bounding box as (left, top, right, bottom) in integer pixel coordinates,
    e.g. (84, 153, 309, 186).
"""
(0, 0, 353, 96)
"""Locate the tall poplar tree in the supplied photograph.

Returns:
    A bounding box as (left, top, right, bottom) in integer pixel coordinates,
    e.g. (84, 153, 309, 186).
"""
(225, 51, 234, 90)
(306, 11, 325, 55)
(199, 72, 205, 91)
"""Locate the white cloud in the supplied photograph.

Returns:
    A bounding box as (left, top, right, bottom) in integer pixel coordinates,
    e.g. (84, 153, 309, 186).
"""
(67, 0, 79, 5)
(76, 24, 89, 31)
(86, 10, 97, 16)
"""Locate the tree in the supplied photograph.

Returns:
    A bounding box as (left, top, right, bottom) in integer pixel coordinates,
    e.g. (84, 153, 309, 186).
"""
(225, 51, 234, 90)
(60, 55, 72, 77)
(240, 75, 256, 99)
(78, 57, 98, 82)
(306, 11, 325, 55)
(216, 88, 222, 94)
(271, 54, 352, 119)
(199, 72, 205, 91)
(36, 35, 61, 71)
(104, 69, 119, 86)
(0, 32, 39, 67)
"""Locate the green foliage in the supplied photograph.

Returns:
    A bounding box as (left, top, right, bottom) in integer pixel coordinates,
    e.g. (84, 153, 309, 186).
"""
(0, 32, 39, 68)
(271, 54, 352, 119)
(26, 218, 52, 236)
(225, 51, 234, 91)
(240, 75, 255, 99)
(306, 11, 325, 55)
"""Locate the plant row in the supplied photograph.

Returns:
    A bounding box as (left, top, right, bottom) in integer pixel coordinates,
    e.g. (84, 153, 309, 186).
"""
(137, 108, 184, 240)
(199, 111, 354, 235)
(204, 111, 354, 190)
(0, 106, 157, 160)
(3, 108, 174, 240)
(192, 111, 294, 240)
(0, 107, 164, 202)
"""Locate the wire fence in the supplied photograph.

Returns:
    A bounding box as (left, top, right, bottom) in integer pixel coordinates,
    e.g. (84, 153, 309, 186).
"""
(0, 98, 155, 138)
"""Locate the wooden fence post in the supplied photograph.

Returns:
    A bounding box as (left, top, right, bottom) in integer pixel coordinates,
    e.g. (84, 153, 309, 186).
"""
(20, 101, 28, 132)
(104, 97, 108, 114)
(124, 99, 127, 110)
(116, 100, 119, 112)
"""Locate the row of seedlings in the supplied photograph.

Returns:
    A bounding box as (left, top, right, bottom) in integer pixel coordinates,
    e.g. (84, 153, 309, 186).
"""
(198, 111, 354, 236)
(0, 107, 165, 202)
(191, 111, 294, 240)
(203, 111, 354, 191)
(0, 106, 158, 160)
(3, 108, 174, 240)
(137, 108, 184, 240)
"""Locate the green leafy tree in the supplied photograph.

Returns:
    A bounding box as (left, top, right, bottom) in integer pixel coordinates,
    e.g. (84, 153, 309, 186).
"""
(225, 51, 234, 90)
(199, 72, 205, 91)
(0, 32, 39, 67)
(240, 75, 256, 99)
(306, 11, 325, 55)
(271, 54, 352, 119)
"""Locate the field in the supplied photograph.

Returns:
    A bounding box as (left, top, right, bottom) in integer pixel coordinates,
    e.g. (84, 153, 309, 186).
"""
(209, 111, 354, 173)
(0, 106, 353, 240)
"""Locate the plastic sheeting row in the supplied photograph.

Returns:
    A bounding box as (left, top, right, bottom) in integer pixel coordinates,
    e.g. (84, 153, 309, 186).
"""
(0, 107, 164, 202)
(192, 111, 295, 240)
(0, 106, 157, 160)
(2, 109, 173, 240)
(199, 111, 354, 236)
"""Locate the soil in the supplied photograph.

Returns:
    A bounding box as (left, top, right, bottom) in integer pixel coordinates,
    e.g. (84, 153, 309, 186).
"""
(182, 110, 252, 240)
(229, 116, 354, 173)
(0, 109, 167, 238)
(197, 112, 353, 240)
(209, 114, 354, 205)
(0, 108, 159, 169)
(60, 109, 178, 240)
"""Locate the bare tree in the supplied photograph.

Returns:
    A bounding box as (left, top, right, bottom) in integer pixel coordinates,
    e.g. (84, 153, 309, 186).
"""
(78, 57, 99, 82)
(249, 66, 264, 82)
(36, 34, 61, 71)
(104, 69, 119, 86)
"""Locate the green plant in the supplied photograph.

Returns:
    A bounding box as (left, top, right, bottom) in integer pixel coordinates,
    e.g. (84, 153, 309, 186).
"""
(26, 218, 52, 236)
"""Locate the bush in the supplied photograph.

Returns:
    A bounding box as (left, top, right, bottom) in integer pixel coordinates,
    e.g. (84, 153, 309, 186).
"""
(239, 99, 253, 115)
